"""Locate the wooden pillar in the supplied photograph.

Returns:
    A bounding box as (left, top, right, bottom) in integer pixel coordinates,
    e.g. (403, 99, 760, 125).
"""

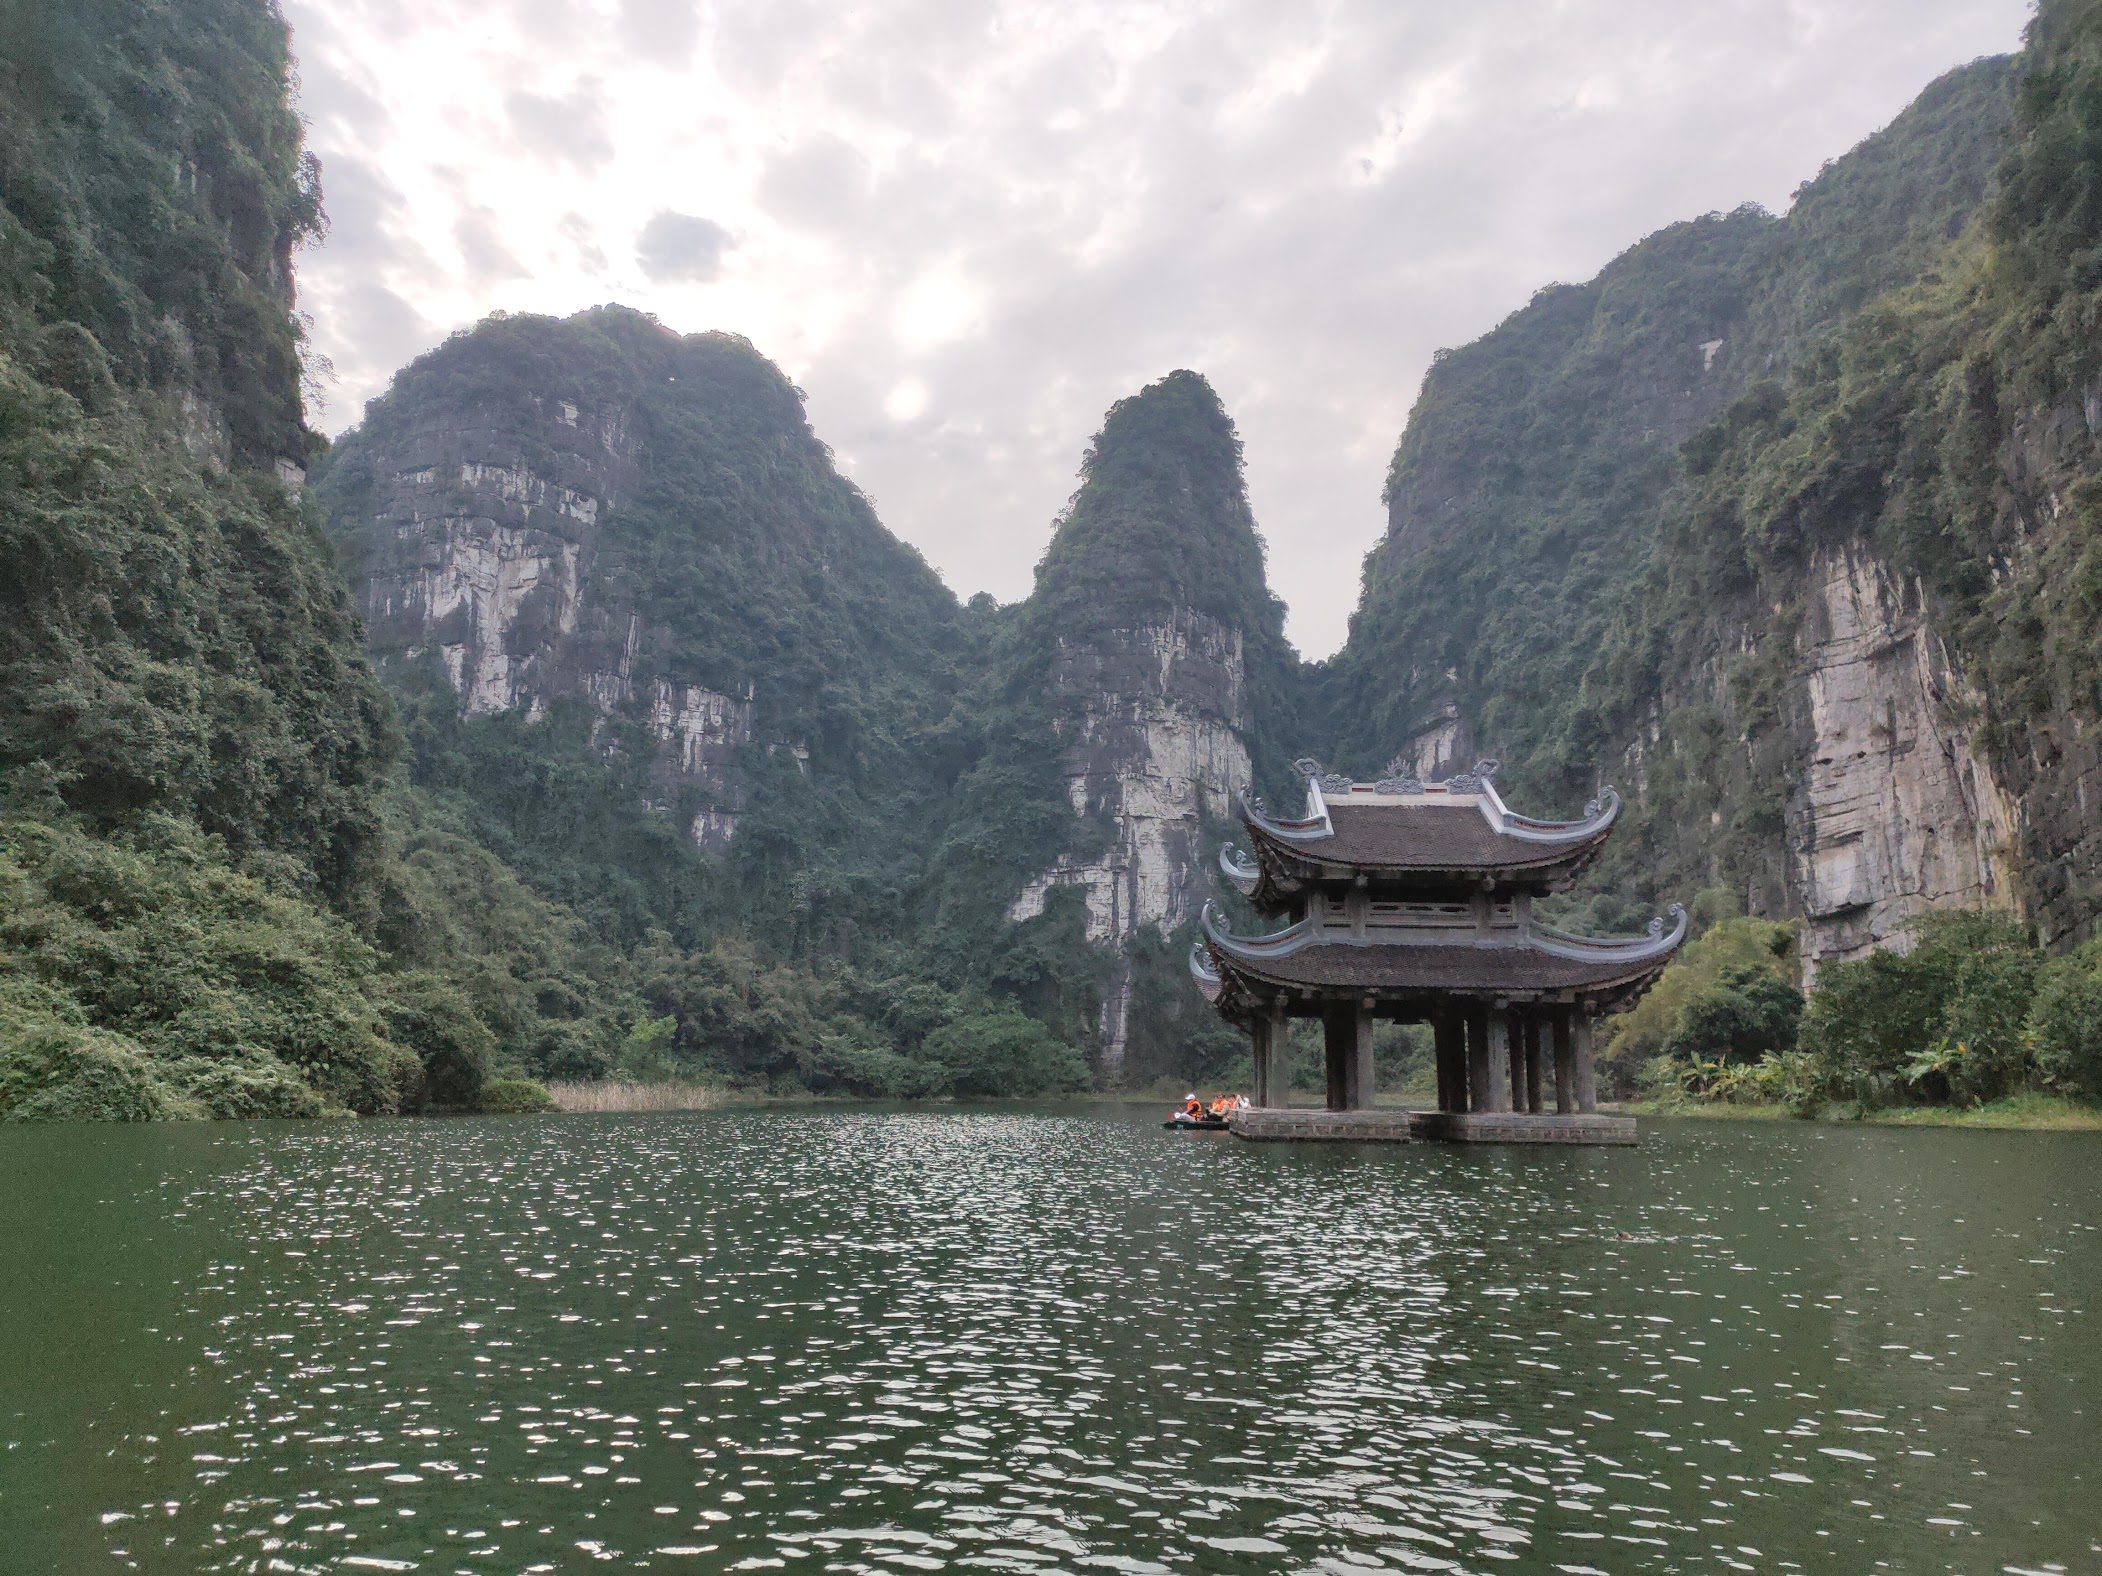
(1322, 999, 1353, 1112)
(1433, 1009, 1466, 1113)
(1522, 1012, 1543, 1114)
(1506, 1007, 1526, 1112)
(1574, 1011, 1598, 1113)
(1484, 1008, 1513, 1113)
(1552, 1006, 1575, 1114)
(1464, 1004, 1490, 1112)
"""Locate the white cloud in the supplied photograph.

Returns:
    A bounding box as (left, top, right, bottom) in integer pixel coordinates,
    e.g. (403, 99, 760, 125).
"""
(283, 0, 2032, 656)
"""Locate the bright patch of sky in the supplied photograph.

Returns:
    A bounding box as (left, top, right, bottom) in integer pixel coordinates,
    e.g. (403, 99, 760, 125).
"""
(285, 0, 2031, 657)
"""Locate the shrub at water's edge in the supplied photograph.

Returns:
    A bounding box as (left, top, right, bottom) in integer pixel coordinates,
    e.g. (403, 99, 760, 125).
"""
(1632, 908, 2102, 1118)
(479, 1078, 559, 1115)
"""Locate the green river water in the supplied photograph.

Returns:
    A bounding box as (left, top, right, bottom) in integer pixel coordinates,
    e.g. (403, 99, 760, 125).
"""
(0, 1108, 2094, 1574)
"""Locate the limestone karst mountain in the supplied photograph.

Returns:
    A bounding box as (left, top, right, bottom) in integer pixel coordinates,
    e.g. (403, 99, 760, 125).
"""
(323, 345, 1303, 1082)
(18, 0, 2102, 1123)
(319, 305, 977, 951)
(1314, 49, 2077, 973)
(987, 371, 1304, 1079)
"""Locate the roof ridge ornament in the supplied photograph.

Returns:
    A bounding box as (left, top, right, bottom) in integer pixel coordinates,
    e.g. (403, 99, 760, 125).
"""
(1442, 757, 1501, 793)
(1293, 755, 1354, 795)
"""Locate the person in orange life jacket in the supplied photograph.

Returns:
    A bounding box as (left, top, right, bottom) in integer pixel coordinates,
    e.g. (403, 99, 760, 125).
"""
(1183, 1093, 1205, 1120)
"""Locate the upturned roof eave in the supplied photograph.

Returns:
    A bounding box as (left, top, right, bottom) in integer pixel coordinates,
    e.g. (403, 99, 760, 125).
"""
(1196, 902, 1690, 998)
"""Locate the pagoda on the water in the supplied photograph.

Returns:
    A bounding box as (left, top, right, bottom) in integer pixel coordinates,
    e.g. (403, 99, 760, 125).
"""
(1191, 757, 1685, 1142)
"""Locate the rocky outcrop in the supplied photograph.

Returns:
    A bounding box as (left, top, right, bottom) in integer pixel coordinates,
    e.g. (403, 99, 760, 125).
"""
(1791, 547, 2022, 974)
(336, 381, 760, 844)
(1009, 614, 1251, 939)
(1008, 613, 1253, 1075)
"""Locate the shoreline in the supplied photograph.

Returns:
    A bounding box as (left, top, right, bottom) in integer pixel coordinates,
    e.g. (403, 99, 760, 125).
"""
(1625, 1093, 2102, 1132)
(536, 1081, 2102, 1130)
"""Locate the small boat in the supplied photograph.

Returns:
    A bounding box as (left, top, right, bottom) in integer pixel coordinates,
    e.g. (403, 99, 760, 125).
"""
(1163, 1113, 1231, 1131)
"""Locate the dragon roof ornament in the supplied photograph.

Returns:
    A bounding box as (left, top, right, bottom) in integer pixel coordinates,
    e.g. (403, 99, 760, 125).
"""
(1218, 843, 1261, 895)
(1439, 758, 1501, 793)
(1187, 940, 1224, 1002)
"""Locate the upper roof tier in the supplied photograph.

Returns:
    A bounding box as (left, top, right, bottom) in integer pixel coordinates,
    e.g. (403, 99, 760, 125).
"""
(1223, 759, 1620, 909)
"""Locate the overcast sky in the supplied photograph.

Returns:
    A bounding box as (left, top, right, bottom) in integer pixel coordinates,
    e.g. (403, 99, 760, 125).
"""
(284, 0, 2031, 657)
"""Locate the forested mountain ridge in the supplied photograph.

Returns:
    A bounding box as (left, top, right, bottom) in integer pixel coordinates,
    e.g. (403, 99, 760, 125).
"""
(0, 0, 430, 1119)
(317, 306, 976, 956)
(1313, 40, 2097, 971)
(321, 346, 1292, 1086)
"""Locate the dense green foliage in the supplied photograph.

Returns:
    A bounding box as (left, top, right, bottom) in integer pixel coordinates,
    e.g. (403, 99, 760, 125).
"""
(0, 813, 402, 1119)
(1598, 916, 1804, 1100)
(0, 0, 321, 465)
(0, 0, 394, 899)
(1637, 908, 2102, 1114)
(1590, 898, 2102, 1116)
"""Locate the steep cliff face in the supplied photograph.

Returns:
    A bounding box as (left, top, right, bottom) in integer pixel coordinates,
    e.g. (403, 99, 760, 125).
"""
(993, 372, 1294, 1078)
(1006, 610, 1252, 944)
(323, 308, 965, 867)
(1790, 547, 2022, 971)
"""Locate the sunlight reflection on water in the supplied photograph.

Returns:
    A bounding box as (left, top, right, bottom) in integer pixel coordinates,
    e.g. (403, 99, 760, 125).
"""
(1, 1109, 2096, 1574)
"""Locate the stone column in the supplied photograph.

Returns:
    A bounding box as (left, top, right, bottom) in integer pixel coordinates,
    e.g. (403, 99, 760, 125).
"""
(1552, 1006, 1575, 1114)
(1322, 999, 1354, 1112)
(1484, 1008, 1513, 1113)
(1464, 1005, 1491, 1112)
(1433, 1010, 1465, 1113)
(1522, 1013, 1543, 1114)
(1574, 1011, 1598, 1114)
(1506, 1008, 1526, 1112)
(1351, 999, 1375, 1112)
(1251, 1015, 1275, 1109)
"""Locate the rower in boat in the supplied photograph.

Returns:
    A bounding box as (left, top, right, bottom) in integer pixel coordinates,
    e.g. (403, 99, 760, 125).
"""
(1164, 1093, 1232, 1130)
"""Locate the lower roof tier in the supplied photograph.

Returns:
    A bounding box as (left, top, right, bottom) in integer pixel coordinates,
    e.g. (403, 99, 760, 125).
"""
(1198, 940, 1673, 995)
(1192, 902, 1687, 1016)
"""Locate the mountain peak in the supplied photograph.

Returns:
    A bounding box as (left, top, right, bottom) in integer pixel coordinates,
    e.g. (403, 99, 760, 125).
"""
(1029, 370, 1278, 645)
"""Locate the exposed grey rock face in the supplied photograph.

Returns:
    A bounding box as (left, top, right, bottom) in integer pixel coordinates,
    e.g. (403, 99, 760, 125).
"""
(1791, 547, 2021, 975)
(1009, 612, 1253, 1076)
(341, 395, 759, 845)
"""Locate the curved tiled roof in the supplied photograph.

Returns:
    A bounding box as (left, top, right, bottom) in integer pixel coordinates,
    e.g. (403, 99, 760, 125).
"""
(1227, 775, 1620, 908)
(1192, 902, 1687, 1008)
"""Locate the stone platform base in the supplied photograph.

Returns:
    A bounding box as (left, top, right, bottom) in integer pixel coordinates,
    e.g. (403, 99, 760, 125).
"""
(1228, 1109, 1415, 1143)
(1228, 1109, 1637, 1146)
(1413, 1111, 1638, 1146)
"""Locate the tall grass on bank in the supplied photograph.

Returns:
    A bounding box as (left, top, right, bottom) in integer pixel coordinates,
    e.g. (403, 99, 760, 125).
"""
(545, 1080, 726, 1113)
